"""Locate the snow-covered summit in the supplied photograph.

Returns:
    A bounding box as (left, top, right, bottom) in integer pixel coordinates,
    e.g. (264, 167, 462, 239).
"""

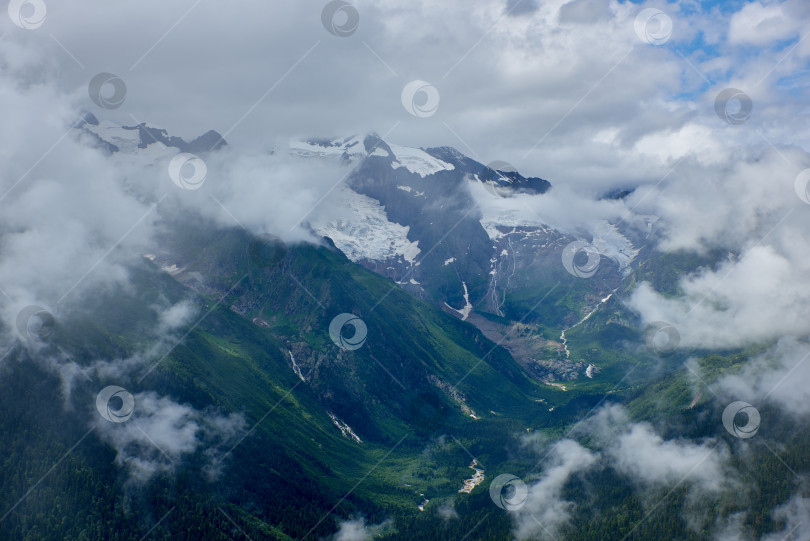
(289, 133, 455, 177)
(74, 112, 226, 155)
(288, 135, 367, 161)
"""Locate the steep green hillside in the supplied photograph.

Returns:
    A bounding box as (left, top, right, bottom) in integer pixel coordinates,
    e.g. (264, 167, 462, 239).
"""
(0, 226, 563, 539)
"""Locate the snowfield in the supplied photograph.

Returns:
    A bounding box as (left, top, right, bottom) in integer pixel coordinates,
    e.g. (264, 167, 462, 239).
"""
(311, 186, 421, 264)
(83, 120, 142, 152)
(288, 136, 366, 160)
(388, 144, 455, 177)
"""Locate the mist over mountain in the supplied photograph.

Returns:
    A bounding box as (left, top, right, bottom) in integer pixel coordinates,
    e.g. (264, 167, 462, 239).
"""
(1, 1, 809, 540)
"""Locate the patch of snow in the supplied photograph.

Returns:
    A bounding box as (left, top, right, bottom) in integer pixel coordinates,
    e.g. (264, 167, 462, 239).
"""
(83, 121, 141, 152)
(476, 198, 548, 239)
(389, 144, 454, 177)
(312, 186, 420, 264)
(590, 221, 639, 272)
(252, 317, 269, 328)
(443, 282, 472, 321)
(289, 350, 306, 382)
(327, 412, 362, 443)
(396, 185, 425, 197)
(161, 264, 184, 276)
(288, 136, 365, 160)
(369, 147, 390, 157)
(481, 222, 508, 241)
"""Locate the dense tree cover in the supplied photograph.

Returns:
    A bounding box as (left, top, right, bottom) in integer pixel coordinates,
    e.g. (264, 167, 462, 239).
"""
(2, 349, 806, 540)
(1, 244, 806, 540)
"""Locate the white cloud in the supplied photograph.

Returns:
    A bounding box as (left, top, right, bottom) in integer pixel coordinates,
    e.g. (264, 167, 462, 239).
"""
(0, 82, 157, 342)
(712, 493, 810, 541)
(714, 338, 810, 418)
(712, 512, 753, 541)
(512, 404, 807, 539)
(513, 437, 598, 540)
(633, 122, 728, 165)
(0, 0, 803, 196)
(728, 2, 801, 46)
(327, 517, 393, 541)
(609, 423, 728, 492)
(200, 146, 359, 244)
(156, 299, 197, 331)
(624, 146, 810, 351)
(579, 405, 733, 494)
(761, 494, 810, 541)
(436, 499, 459, 521)
(95, 391, 246, 484)
(467, 177, 636, 238)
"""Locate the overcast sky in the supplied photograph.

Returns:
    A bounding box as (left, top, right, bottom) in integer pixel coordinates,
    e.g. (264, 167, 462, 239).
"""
(1, 0, 808, 192)
(1, 0, 808, 374)
(1, 0, 809, 376)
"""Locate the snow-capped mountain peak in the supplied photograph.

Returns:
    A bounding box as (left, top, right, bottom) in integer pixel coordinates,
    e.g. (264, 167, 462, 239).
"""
(72, 115, 641, 340)
(289, 133, 456, 178)
(288, 134, 367, 161)
(75, 111, 226, 155)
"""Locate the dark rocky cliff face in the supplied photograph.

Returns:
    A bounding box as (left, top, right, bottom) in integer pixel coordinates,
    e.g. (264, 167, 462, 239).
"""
(346, 135, 494, 307)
